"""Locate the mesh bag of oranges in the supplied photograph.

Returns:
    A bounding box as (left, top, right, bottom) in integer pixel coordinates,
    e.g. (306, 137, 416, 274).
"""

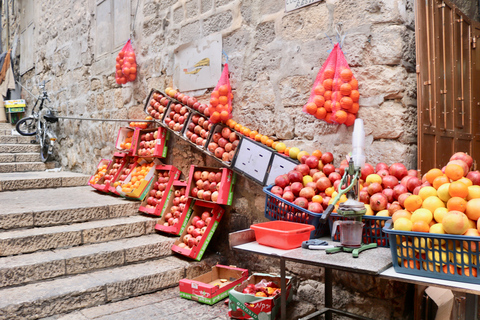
(303, 43, 359, 126)
(115, 39, 137, 85)
(208, 63, 233, 124)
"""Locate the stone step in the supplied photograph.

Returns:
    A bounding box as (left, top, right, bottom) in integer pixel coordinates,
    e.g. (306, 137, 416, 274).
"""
(0, 144, 40, 154)
(0, 152, 42, 163)
(0, 171, 89, 192)
(0, 123, 13, 130)
(0, 215, 156, 257)
(0, 186, 138, 230)
(0, 234, 175, 289)
(0, 162, 47, 173)
(0, 135, 34, 144)
(0, 257, 193, 320)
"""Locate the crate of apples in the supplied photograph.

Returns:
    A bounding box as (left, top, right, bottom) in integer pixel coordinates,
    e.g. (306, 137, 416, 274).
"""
(136, 128, 168, 158)
(88, 159, 111, 186)
(186, 166, 236, 205)
(164, 103, 190, 134)
(184, 112, 212, 149)
(145, 89, 170, 121)
(207, 125, 240, 165)
(155, 181, 194, 235)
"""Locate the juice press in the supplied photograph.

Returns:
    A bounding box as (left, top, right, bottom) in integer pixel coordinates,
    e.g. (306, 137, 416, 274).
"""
(319, 119, 377, 257)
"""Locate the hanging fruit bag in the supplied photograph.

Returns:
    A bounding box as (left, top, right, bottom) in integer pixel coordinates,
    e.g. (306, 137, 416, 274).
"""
(115, 39, 137, 85)
(303, 43, 359, 126)
(208, 63, 233, 124)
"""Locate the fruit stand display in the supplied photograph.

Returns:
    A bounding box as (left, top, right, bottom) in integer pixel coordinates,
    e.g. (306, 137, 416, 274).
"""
(155, 181, 194, 235)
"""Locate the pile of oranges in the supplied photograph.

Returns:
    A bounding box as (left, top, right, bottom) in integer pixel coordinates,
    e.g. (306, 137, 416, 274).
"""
(305, 68, 359, 126)
(89, 163, 108, 184)
(129, 116, 152, 129)
(115, 46, 137, 84)
(208, 85, 233, 123)
(119, 131, 134, 150)
(121, 161, 155, 193)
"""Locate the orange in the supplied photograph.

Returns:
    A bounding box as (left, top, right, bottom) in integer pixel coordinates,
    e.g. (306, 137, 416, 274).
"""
(447, 197, 467, 212)
(313, 95, 325, 107)
(449, 181, 469, 198)
(249, 130, 258, 139)
(344, 113, 356, 126)
(324, 91, 332, 101)
(412, 220, 430, 233)
(255, 134, 262, 142)
(323, 68, 335, 79)
(272, 141, 278, 149)
(340, 97, 353, 110)
(425, 168, 444, 185)
(220, 110, 229, 121)
(433, 175, 450, 189)
(340, 69, 353, 82)
(210, 111, 220, 123)
(312, 150, 322, 159)
(323, 79, 333, 91)
(211, 90, 220, 98)
(218, 95, 228, 105)
(275, 142, 287, 153)
(334, 110, 347, 124)
(349, 103, 359, 114)
(265, 139, 274, 147)
(325, 112, 333, 123)
(228, 120, 237, 129)
(392, 210, 412, 223)
(218, 85, 229, 96)
(411, 208, 433, 224)
(234, 124, 242, 131)
(350, 90, 360, 102)
(422, 196, 445, 214)
(324, 100, 333, 112)
(325, 187, 334, 197)
(284, 148, 290, 156)
(260, 135, 269, 144)
(312, 195, 323, 203)
(315, 107, 327, 119)
(444, 163, 464, 181)
(210, 97, 219, 107)
(331, 91, 342, 102)
(404, 195, 423, 212)
(349, 78, 359, 90)
(314, 85, 326, 96)
(305, 102, 317, 115)
(458, 177, 473, 187)
(340, 83, 352, 96)
(465, 198, 480, 221)
(243, 128, 251, 136)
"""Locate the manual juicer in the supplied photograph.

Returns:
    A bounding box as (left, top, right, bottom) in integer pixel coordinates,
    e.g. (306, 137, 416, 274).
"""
(319, 119, 377, 258)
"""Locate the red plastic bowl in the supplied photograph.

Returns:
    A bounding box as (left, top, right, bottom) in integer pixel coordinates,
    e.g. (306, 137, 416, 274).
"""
(250, 221, 315, 250)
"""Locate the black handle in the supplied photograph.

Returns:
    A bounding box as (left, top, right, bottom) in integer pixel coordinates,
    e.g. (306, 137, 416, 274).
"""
(320, 204, 335, 223)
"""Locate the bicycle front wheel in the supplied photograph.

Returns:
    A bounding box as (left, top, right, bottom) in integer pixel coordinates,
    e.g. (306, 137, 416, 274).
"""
(40, 132, 51, 162)
(16, 117, 37, 136)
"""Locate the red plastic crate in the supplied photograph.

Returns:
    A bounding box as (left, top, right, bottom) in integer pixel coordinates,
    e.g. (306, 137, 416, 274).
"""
(250, 220, 315, 250)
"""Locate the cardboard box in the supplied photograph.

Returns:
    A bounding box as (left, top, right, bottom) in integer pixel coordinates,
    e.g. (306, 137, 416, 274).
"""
(205, 123, 241, 167)
(179, 265, 249, 305)
(138, 164, 181, 216)
(89, 153, 127, 193)
(134, 127, 169, 158)
(88, 159, 112, 189)
(186, 165, 236, 206)
(115, 127, 138, 155)
(155, 181, 194, 235)
(109, 156, 138, 195)
(228, 274, 292, 320)
(116, 158, 159, 200)
(171, 200, 224, 261)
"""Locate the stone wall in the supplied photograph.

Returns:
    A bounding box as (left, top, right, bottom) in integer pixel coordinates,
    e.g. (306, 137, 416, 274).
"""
(5, 0, 419, 318)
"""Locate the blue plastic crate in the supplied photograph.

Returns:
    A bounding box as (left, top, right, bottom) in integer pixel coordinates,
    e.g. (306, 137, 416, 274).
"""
(383, 220, 480, 284)
(328, 213, 390, 247)
(263, 185, 329, 239)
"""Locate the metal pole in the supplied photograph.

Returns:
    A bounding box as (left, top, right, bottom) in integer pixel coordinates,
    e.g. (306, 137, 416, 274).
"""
(280, 258, 286, 320)
(56, 116, 157, 123)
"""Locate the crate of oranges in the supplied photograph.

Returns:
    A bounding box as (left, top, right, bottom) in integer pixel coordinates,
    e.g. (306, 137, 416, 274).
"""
(88, 159, 112, 188)
(116, 158, 158, 200)
(115, 127, 138, 155)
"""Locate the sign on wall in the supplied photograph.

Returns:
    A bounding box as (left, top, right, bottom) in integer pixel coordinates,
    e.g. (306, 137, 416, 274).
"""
(173, 33, 222, 92)
(285, 0, 322, 12)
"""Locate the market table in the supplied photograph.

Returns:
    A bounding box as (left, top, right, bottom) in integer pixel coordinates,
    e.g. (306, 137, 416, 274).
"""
(230, 229, 479, 320)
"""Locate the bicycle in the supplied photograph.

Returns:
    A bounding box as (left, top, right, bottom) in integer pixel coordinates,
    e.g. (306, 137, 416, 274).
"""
(15, 80, 58, 162)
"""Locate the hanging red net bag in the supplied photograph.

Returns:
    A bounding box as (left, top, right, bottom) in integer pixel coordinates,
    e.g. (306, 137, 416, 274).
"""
(115, 39, 137, 85)
(207, 63, 233, 124)
(303, 43, 359, 126)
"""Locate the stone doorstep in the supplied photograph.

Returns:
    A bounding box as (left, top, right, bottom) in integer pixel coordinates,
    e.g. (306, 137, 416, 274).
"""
(0, 152, 41, 163)
(0, 144, 40, 154)
(0, 257, 188, 320)
(0, 234, 176, 289)
(0, 162, 47, 173)
(0, 135, 33, 144)
(0, 172, 89, 191)
(0, 215, 158, 257)
(0, 123, 13, 130)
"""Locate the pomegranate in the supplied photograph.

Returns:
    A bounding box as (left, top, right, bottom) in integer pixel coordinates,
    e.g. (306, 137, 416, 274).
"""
(375, 162, 389, 172)
(382, 188, 394, 203)
(291, 182, 303, 196)
(308, 202, 323, 213)
(300, 155, 309, 164)
(322, 196, 331, 209)
(359, 190, 370, 204)
(393, 184, 408, 200)
(333, 180, 341, 192)
(305, 182, 317, 191)
(271, 186, 283, 196)
(388, 201, 402, 216)
(321, 152, 334, 164)
(312, 171, 326, 182)
(338, 163, 348, 176)
(382, 175, 399, 189)
(361, 163, 375, 181)
(274, 174, 290, 189)
(407, 169, 418, 177)
(467, 171, 480, 185)
(376, 169, 389, 178)
(282, 191, 295, 202)
(316, 177, 332, 191)
(413, 186, 422, 195)
(367, 182, 383, 196)
(406, 176, 422, 192)
(309, 169, 320, 177)
(400, 175, 413, 188)
(398, 192, 412, 208)
(305, 156, 319, 169)
(299, 187, 315, 199)
(370, 193, 388, 211)
(450, 152, 473, 169)
(389, 163, 408, 180)
(295, 164, 310, 176)
(328, 172, 342, 184)
(323, 164, 336, 176)
(294, 197, 309, 209)
(288, 170, 303, 183)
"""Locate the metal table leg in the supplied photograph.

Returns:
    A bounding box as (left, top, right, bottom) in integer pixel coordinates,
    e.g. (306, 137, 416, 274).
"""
(281, 257, 286, 320)
(466, 293, 478, 320)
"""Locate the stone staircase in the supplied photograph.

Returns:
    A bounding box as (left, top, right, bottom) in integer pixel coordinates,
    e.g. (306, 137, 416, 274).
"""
(0, 122, 51, 173)
(0, 124, 216, 319)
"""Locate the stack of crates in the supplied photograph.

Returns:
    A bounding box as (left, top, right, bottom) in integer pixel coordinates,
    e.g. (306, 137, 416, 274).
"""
(5, 100, 26, 124)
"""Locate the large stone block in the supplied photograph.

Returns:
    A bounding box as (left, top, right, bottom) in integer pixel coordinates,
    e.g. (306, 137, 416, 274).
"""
(158, 0, 178, 11)
(179, 20, 202, 44)
(185, 0, 199, 19)
(359, 101, 406, 140)
(15, 162, 47, 172)
(353, 65, 408, 99)
(280, 4, 329, 40)
(173, 5, 184, 24)
(0, 154, 14, 163)
(124, 240, 175, 263)
(204, 11, 233, 35)
(279, 75, 311, 106)
(333, 0, 406, 28)
(15, 153, 41, 162)
(0, 164, 16, 173)
(34, 207, 110, 227)
(370, 25, 405, 65)
(82, 221, 146, 245)
(0, 260, 65, 288)
(0, 212, 34, 230)
(66, 251, 124, 275)
(201, 0, 213, 13)
(0, 231, 83, 256)
(366, 140, 417, 168)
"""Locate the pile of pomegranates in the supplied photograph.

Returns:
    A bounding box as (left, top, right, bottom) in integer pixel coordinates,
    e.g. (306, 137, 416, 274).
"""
(208, 126, 239, 163)
(177, 210, 212, 250)
(190, 170, 223, 202)
(164, 103, 190, 133)
(144, 171, 173, 209)
(102, 158, 124, 185)
(161, 186, 189, 227)
(145, 91, 169, 120)
(137, 131, 159, 157)
(241, 280, 281, 298)
(185, 113, 212, 148)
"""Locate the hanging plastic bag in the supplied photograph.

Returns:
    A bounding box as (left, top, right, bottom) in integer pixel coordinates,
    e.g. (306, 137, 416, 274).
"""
(207, 63, 233, 124)
(303, 43, 359, 126)
(115, 39, 137, 85)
